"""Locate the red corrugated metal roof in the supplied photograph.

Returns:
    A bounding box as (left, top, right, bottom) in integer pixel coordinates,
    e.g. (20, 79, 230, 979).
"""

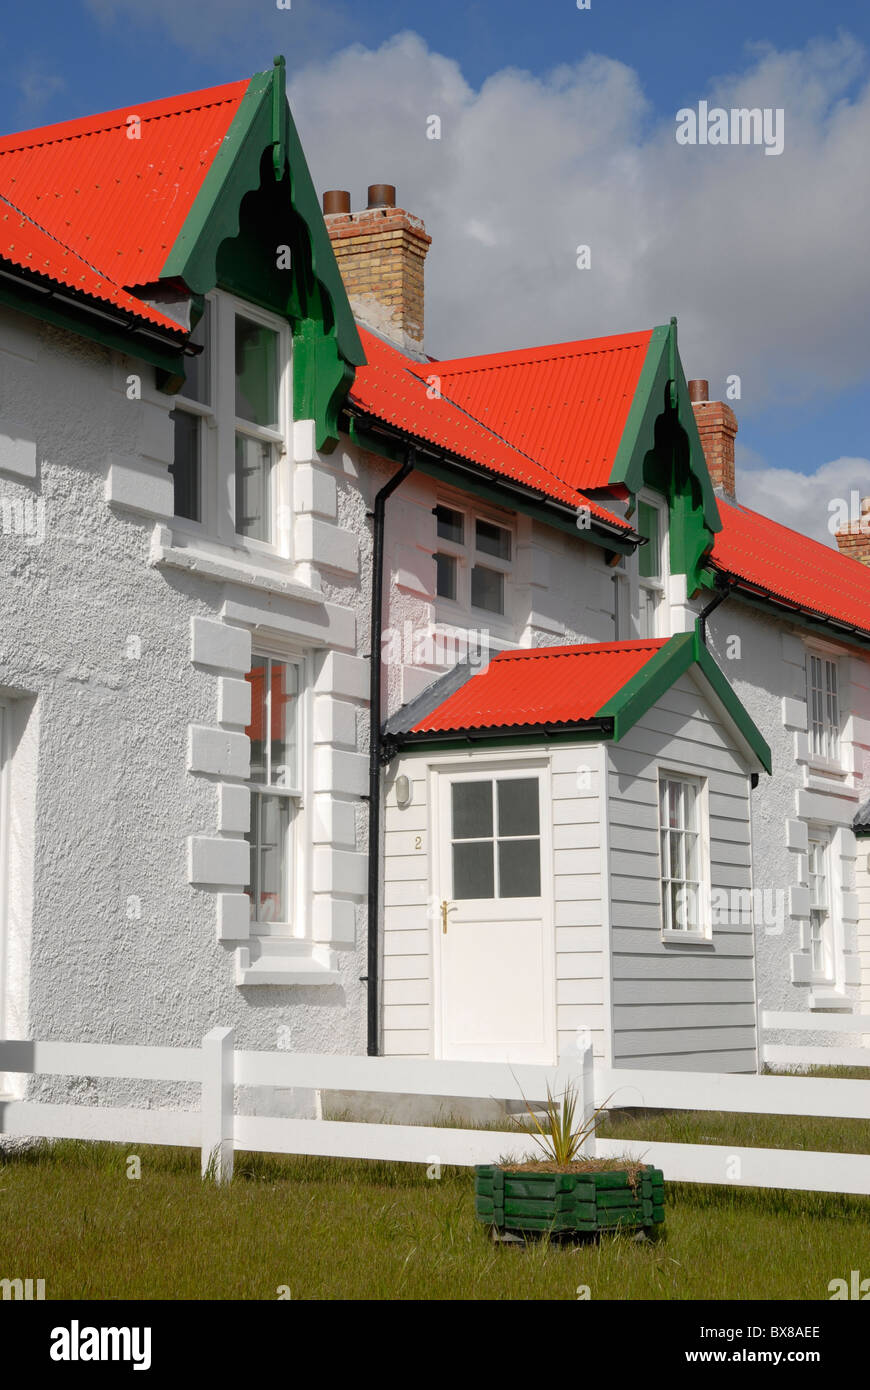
(412, 640, 666, 732)
(405, 329, 652, 491)
(0, 79, 247, 294)
(0, 196, 184, 332)
(711, 498, 870, 636)
(351, 328, 630, 529)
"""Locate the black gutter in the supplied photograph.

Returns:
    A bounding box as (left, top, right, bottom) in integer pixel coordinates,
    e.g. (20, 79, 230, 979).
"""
(385, 717, 614, 755)
(366, 449, 416, 1056)
(348, 410, 641, 552)
(0, 263, 192, 353)
(698, 577, 733, 646)
(707, 567, 870, 646)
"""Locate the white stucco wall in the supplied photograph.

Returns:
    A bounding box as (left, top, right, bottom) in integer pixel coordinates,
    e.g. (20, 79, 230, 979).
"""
(380, 470, 619, 719)
(0, 301, 377, 1106)
(702, 593, 869, 1033)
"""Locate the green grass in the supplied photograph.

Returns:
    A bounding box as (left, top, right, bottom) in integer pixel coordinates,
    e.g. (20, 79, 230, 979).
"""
(1, 1126, 868, 1300)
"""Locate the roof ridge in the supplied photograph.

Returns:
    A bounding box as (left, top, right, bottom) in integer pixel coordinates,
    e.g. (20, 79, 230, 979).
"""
(0, 80, 246, 157)
(414, 328, 653, 377)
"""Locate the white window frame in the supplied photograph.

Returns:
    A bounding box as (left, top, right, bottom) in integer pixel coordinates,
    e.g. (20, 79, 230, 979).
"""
(171, 290, 292, 556)
(633, 490, 669, 639)
(433, 497, 514, 629)
(805, 648, 842, 770)
(657, 768, 711, 941)
(806, 831, 835, 983)
(244, 648, 309, 939)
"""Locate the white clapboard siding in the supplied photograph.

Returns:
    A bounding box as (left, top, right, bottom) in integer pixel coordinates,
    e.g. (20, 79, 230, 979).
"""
(606, 675, 757, 1072)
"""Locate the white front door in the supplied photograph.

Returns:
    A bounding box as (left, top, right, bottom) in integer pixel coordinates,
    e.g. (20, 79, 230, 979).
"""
(434, 765, 554, 1063)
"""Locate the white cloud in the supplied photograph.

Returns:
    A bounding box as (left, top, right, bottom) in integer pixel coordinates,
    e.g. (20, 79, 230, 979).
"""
(17, 67, 65, 117)
(286, 30, 870, 416)
(738, 454, 870, 546)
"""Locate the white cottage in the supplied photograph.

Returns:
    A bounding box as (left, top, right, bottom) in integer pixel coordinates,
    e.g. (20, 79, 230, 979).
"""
(381, 632, 769, 1070)
(1, 57, 869, 1111)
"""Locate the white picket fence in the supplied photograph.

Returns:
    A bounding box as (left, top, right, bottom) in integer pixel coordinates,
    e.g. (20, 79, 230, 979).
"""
(1, 1031, 869, 1197)
(761, 1009, 870, 1069)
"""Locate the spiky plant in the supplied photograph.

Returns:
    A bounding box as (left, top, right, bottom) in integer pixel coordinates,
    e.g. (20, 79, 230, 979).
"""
(510, 1080, 612, 1167)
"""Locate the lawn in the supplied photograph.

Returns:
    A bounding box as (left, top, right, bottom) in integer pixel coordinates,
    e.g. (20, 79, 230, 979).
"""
(2, 1093, 869, 1300)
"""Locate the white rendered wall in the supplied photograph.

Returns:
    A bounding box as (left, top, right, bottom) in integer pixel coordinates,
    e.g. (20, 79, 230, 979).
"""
(701, 596, 868, 1022)
(0, 303, 374, 1105)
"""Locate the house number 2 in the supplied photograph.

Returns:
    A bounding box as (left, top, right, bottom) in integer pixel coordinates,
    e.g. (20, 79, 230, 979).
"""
(415, 836, 423, 850)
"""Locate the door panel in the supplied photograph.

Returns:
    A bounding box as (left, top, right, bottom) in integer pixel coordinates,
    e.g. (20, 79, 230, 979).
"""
(435, 767, 554, 1063)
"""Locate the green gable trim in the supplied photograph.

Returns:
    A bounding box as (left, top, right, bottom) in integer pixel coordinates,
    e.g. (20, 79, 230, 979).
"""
(611, 320, 720, 595)
(349, 417, 636, 555)
(160, 69, 274, 296)
(159, 58, 363, 451)
(598, 627, 771, 773)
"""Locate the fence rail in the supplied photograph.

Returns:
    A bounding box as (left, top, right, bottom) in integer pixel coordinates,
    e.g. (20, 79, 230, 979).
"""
(2, 1031, 869, 1198)
(761, 1009, 870, 1070)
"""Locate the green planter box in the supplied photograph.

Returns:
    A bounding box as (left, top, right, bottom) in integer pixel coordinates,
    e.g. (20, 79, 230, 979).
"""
(475, 1164, 665, 1235)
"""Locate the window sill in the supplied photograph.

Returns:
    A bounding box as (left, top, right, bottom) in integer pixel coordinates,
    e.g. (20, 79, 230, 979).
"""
(234, 941, 340, 987)
(661, 930, 714, 946)
(150, 525, 322, 603)
(808, 988, 850, 1010)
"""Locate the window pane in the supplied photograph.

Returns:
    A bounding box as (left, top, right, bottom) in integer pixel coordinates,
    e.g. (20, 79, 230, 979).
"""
(248, 792, 290, 924)
(637, 500, 661, 580)
(435, 505, 463, 544)
(476, 518, 511, 560)
(178, 300, 210, 405)
(435, 552, 457, 600)
(235, 315, 279, 429)
(246, 661, 268, 783)
(452, 781, 493, 839)
(498, 838, 540, 897)
(271, 662, 299, 789)
(453, 840, 495, 899)
(668, 829, 682, 880)
(235, 434, 273, 541)
(170, 409, 200, 522)
(497, 778, 539, 837)
(471, 565, 504, 614)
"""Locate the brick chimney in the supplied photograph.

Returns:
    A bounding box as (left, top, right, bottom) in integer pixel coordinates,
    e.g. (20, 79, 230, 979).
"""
(688, 380, 737, 499)
(322, 186, 431, 355)
(834, 497, 870, 565)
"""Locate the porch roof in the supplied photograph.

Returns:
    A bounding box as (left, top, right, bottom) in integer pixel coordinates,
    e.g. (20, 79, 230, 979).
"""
(385, 628, 771, 772)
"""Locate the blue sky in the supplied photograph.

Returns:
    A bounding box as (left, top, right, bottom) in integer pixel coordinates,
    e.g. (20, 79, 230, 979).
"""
(3, 1, 870, 540)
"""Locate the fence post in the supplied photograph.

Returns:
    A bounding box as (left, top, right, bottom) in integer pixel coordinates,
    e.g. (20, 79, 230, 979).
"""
(202, 1027, 234, 1182)
(555, 1034, 596, 1157)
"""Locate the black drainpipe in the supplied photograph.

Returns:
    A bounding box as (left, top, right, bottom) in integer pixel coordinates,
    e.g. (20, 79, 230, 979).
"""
(365, 449, 416, 1055)
(698, 576, 733, 646)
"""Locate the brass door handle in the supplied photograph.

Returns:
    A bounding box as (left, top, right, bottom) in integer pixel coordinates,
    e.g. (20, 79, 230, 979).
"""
(440, 899, 455, 934)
